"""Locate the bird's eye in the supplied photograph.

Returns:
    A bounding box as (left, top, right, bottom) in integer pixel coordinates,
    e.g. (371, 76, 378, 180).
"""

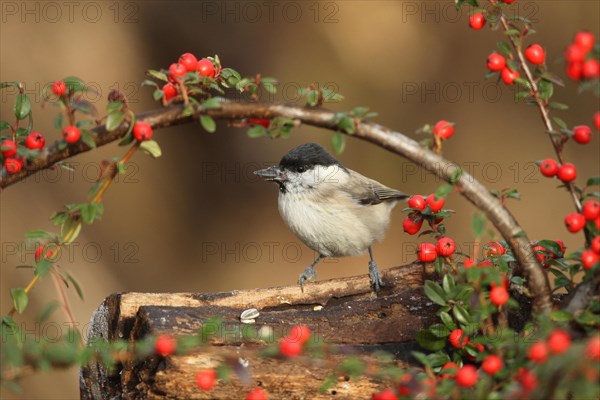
(296, 166, 305, 173)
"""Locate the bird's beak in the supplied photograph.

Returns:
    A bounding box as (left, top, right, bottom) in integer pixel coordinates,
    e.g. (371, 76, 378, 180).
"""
(254, 165, 286, 182)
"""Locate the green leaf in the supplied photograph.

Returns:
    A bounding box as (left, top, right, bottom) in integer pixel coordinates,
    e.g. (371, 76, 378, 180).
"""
(535, 240, 563, 258)
(146, 69, 168, 82)
(550, 310, 572, 322)
(331, 132, 345, 154)
(14, 94, 31, 120)
(586, 177, 600, 187)
(0, 81, 20, 90)
(200, 115, 216, 133)
(152, 89, 164, 101)
(81, 130, 96, 149)
(247, 125, 266, 138)
(471, 213, 485, 238)
(450, 168, 463, 183)
(140, 140, 162, 158)
(549, 102, 568, 110)
(106, 111, 124, 132)
(63, 76, 86, 93)
(416, 329, 446, 351)
(424, 280, 447, 306)
(0, 120, 10, 132)
(80, 203, 97, 224)
(200, 97, 222, 111)
(514, 77, 531, 89)
(452, 305, 471, 325)
(435, 183, 453, 199)
(25, 229, 54, 240)
(429, 323, 451, 338)
(541, 71, 565, 87)
(54, 113, 64, 130)
(140, 80, 159, 88)
(61, 219, 82, 244)
(538, 79, 554, 100)
(552, 117, 567, 130)
(66, 271, 84, 300)
(10, 288, 28, 314)
(37, 302, 59, 322)
(261, 77, 278, 94)
(306, 90, 319, 106)
(411, 351, 431, 368)
(439, 311, 457, 331)
(496, 41, 513, 56)
(338, 116, 356, 134)
(442, 274, 456, 294)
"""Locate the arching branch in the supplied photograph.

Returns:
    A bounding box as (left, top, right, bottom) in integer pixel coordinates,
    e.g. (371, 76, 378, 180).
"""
(0, 101, 553, 312)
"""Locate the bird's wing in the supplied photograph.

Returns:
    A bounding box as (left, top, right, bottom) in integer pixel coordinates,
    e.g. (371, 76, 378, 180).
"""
(343, 170, 409, 205)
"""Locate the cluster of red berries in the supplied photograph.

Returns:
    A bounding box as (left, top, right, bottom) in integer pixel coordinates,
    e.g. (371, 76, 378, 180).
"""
(527, 329, 572, 364)
(486, 53, 521, 85)
(403, 194, 445, 236)
(564, 200, 600, 267)
(1, 131, 47, 174)
(279, 324, 311, 357)
(532, 240, 565, 268)
(564, 31, 599, 81)
(161, 53, 219, 102)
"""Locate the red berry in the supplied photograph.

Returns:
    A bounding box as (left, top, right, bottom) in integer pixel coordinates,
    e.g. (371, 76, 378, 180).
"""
(408, 195, 426, 210)
(456, 365, 478, 387)
(572, 125, 592, 144)
(196, 369, 216, 391)
(169, 63, 187, 79)
(463, 258, 475, 268)
(564, 44, 586, 63)
(403, 216, 423, 235)
(490, 286, 509, 306)
(486, 53, 506, 72)
(436, 237, 456, 257)
(539, 158, 559, 177)
(525, 44, 546, 65)
(178, 53, 198, 72)
(517, 368, 538, 391)
(246, 388, 269, 400)
(25, 132, 45, 150)
(583, 200, 600, 221)
(449, 329, 468, 349)
(533, 245, 549, 264)
(62, 126, 81, 144)
(426, 194, 445, 212)
(288, 324, 311, 344)
(528, 342, 549, 363)
(1, 139, 17, 157)
(564, 212, 586, 233)
(574, 31, 595, 53)
(247, 118, 270, 128)
(478, 260, 494, 268)
(162, 83, 177, 101)
(35, 245, 54, 263)
(469, 13, 486, 30)
(4, 157, 23, 174)
(155, 334, 176, 356)
(581, 250, 599, 269)
(547, 329, 571, 354)
(501, 0, 516, 3)
(592, 237, 600, 254)
(440, 362, 459, 378)
(594, 112, 600, 130)
(417, 242, 438, 263)
(555, 240, 567, 256)
(485, 241, 505, 257)
(482, 354, 503, 375)
(279, 336, 302, 357)
(566, 62, 583, 80)
(501, 67, 520, 85)
(582, 59, 600, 79)
(490, 272, 509, 290)
(197, 58, 216, 77)
(52, 80, 67, 97)
(557, 163, 576, 182)
(433, 120, 454, 139)
(586, 336, 600, 361)
(397, 374, 413, 396)
(133, 122, 153, 142)
(371, 389, 398, 400)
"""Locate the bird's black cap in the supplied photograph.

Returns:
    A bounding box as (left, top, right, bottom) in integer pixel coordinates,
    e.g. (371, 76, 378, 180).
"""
(279, 143, 345, 171)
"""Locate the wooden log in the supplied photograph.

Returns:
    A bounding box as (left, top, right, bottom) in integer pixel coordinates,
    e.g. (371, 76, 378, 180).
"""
(80, 263, 438, 399)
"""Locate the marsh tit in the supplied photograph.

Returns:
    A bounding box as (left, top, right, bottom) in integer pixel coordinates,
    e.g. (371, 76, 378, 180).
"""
(254, 143, 408, 291)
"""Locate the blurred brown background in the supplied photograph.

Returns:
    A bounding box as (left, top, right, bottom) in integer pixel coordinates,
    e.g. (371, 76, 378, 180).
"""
(1, 0, 599, 398)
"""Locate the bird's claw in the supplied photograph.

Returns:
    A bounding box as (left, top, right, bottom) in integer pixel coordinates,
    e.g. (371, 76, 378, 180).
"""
(298, 266, 317, 292)
(369, 260, 382, 292)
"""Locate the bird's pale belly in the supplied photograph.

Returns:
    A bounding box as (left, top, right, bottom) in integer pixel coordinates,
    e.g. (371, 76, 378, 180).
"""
(278, 194, 392, 257)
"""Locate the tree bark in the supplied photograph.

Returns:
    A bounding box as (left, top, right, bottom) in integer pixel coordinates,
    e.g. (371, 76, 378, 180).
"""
(80, 263, 439, 399)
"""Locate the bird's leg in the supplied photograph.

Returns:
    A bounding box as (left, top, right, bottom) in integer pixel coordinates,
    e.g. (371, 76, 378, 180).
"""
(368, 246, 383, 292)
(298, 255, 323, 292)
